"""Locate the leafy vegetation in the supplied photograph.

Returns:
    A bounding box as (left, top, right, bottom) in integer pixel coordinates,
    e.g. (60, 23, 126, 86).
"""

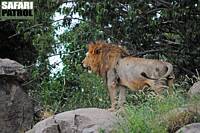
(0, 0, 200, 131)
(35, 72, 110, 112)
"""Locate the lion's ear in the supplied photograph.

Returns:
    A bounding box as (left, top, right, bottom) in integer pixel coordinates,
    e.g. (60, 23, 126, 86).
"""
(87, 41, 95, 49)
(88, 41, 96, 46)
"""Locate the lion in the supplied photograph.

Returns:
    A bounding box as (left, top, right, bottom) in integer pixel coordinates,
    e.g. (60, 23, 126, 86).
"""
(82, 41, 175, 111)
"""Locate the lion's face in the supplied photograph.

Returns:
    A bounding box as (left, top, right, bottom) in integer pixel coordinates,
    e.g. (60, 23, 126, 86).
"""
(82, 41, 129, 76)
(82, 43, 100, 73)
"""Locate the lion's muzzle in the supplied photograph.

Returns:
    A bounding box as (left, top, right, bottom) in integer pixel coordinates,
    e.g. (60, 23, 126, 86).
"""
(82, 59, 92, 72)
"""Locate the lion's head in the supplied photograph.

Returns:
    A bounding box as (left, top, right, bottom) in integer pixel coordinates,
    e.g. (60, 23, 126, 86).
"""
(82, 41, 129, 77)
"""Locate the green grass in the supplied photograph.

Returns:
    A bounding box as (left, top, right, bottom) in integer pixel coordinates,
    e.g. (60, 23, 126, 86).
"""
(117, 90, 200, 133)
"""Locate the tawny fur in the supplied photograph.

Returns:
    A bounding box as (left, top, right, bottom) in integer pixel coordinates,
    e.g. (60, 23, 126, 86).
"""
(82, 41, 175, 111)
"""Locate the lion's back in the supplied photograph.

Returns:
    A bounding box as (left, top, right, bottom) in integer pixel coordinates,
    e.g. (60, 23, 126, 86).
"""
(116, 57, 170, 80)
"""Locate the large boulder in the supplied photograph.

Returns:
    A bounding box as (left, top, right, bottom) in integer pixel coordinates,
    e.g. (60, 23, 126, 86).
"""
(176, 123, 200, 133)
(0, 58, 27, 80)
(0, 58, 33, 133)
(27, 108, 119, 133)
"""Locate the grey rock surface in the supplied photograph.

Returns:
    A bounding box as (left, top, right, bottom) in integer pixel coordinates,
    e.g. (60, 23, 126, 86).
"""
(27, 108, 118, 133)
(188, 81, 200, 96)
(0, 58, 28, 81)
(176, 123, 200, 133)
(0, 58, 33, 133)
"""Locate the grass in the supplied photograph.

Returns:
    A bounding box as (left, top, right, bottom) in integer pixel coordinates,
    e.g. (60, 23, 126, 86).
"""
(117, 89, 200, 133)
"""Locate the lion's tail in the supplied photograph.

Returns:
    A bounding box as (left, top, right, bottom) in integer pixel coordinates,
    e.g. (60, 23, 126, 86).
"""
(141, 62, 173, 80)
(160, 62, 173, 79)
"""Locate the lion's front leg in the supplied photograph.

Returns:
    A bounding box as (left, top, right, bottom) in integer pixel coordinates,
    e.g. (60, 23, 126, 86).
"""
(107, 69, 118, 112)
(118, 86, 126, 108)
(108, 84, 116, 112)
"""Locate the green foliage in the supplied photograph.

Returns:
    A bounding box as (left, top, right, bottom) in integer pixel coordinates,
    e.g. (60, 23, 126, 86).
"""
(33, 70, 110, 112)
(79, 72, 110, 108)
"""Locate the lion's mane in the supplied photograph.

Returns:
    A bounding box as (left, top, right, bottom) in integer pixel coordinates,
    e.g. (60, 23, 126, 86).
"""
(88, 41, 129, 77)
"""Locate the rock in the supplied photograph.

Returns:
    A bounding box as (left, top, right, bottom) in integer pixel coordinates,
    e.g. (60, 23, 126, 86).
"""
(176, 123, 200, 133)
(27, 108, 118, 133)
(188, 81, 200, 96)
(0, 58, 28, 81)
(0, 58, 33, 133)
(160, 104, 200, 133)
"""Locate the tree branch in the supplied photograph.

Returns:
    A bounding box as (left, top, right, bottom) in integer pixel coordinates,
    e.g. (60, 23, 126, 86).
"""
(147, 7, 166, 14)
(8, 23, 43, 39)
(157, 0, 171, 7)
(56, 0, 75, 4)
(180, 67, 195, 75)
(134, 48, 168, 56)
(8, 17, 86, 39)
(47, 49, 84, 58)
(162, 39, 182, 46)
(22, 70, 49, 86)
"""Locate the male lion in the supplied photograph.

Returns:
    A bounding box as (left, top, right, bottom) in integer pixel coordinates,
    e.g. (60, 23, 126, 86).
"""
(82, 41, 175, 111)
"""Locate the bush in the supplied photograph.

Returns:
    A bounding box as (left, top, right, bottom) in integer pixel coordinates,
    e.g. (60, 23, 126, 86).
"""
(32, 71, 110, 113)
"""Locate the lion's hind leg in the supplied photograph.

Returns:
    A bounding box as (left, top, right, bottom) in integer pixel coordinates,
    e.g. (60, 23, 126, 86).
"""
(145, 79, 167, 95)
(153, 79, 169, 95)
(167, 78, 174, 95)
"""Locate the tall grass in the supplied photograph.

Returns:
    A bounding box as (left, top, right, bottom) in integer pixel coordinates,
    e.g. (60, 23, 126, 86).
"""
(118, 89, 200, 133)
